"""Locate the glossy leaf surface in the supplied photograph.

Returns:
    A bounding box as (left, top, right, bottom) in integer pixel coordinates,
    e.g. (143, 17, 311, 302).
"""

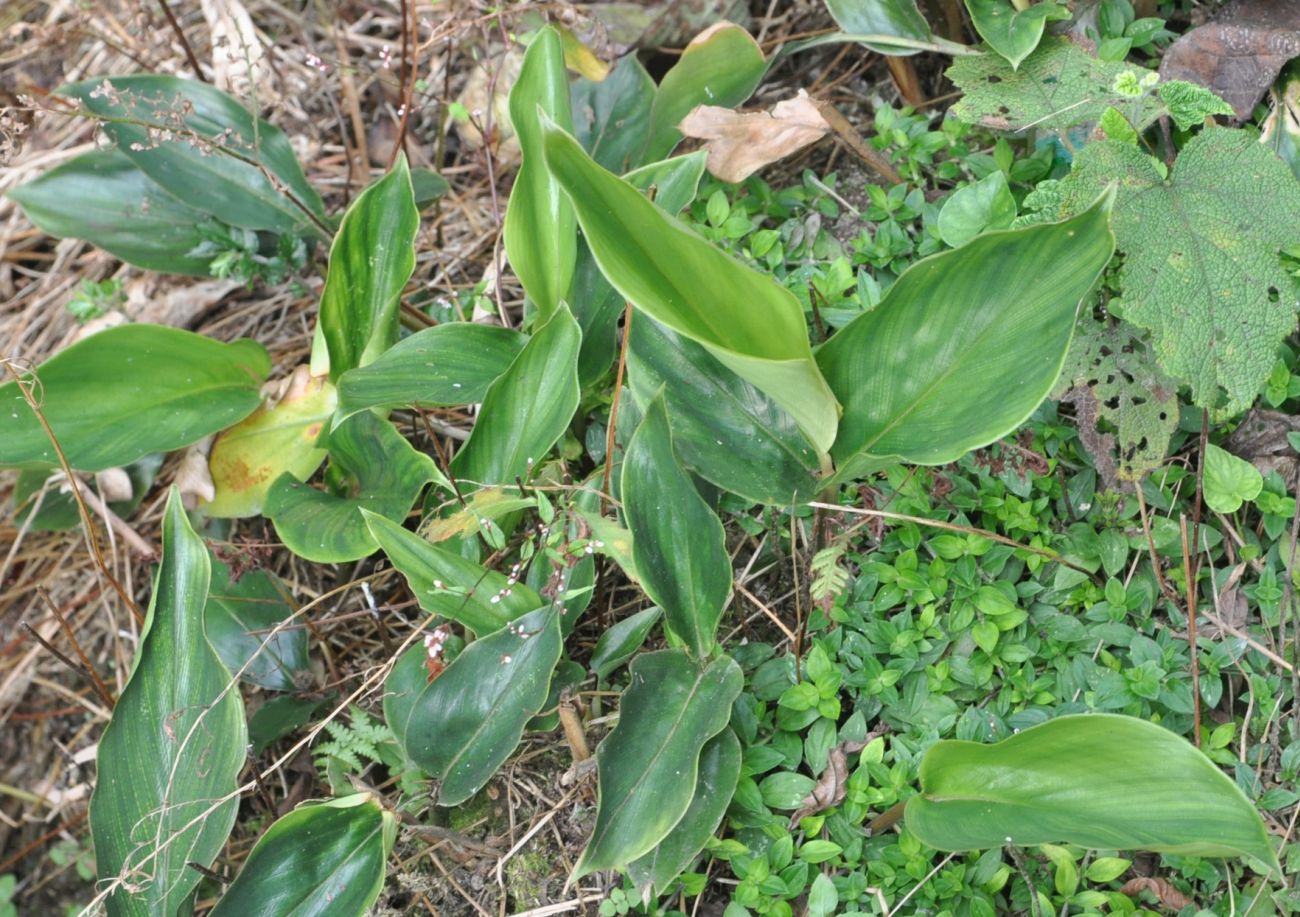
(364, 510, 541, 633)
(450, 305, 581, 488)
(628, 319, 821, 505)
(62, 75, 324, 236)
(8, 150, 213, 274)
(318, 155, 419, 379)
(576, 651, 743, 875)
(335, 323, 525, 423)
(626, 728, 741, 899)
(0, 324, 270, 472)
(543, 121, 839, 455)
(90, 490, 245, 916)
(383, 644, 429, 755)
(644, 23, 767, 162)
(211, 794, 396, 917)
(265, 411, 439, 563)
(504, 27, 576, 320)
(402, 607, 563, 805)
(590, 606, 662, 681)
(906, 714, 1280, 875)
(204, 557, 308, 692)
(817, 194, 1114, 468)
(966, 0, 1069, 70)
(204, 368, 336, 518)
(622, 395, 730, 657)
(823, 0, 934, 54)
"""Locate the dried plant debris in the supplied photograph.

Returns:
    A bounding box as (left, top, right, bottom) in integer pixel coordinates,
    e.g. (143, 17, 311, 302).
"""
(678, 90, 830, 183)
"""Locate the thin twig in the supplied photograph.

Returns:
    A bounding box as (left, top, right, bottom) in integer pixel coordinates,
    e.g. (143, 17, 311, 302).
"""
(39, 588, 115, 709)
(602, 303, 633, 512)
(157, 0, 208, 83)
(1180, 514, 1202, 747)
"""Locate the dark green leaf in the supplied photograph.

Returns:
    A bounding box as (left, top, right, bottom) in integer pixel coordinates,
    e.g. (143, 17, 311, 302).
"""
(402, 607, 563, 805)
(90, 489, 246, 916)
(623, 395, 731, 657)
(571, 53, 656, 174)
(450, 305, 581, 488)
(211, 794, 396, 917)
(383, 645, 429, 755)
(319, 154, 419, 379)
(265, 411, 439, 563)
(13, 454, 162, 532)
(7, 150, 213, 274)
(335, 323, 525, 423)
(410, 167, 450, 209)
(0, 324, 270, 472)
(823, 0, 935, 54)
(590, 606, 662, 681)
(249, 695, 332, 755)
(575, 651, 743, 875)
(205, 557, 309, 692)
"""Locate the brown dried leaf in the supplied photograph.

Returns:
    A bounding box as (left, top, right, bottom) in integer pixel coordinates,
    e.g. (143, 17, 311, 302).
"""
(1120, 876, 1194, 911)
(788, 738, 866, 826)
(1159, 0, 1300, 120)
(679, 90, 830, 183)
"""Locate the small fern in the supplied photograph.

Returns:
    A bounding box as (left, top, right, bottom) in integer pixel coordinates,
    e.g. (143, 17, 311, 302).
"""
(810, 542, 850, 605)
(313, 706, 396, 776)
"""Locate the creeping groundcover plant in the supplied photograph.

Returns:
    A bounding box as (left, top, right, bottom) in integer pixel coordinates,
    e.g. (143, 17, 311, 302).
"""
(2, 3, 1295, 914)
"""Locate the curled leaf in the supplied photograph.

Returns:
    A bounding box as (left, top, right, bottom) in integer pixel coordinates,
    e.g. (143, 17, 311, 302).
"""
(678, 90, 829, 182)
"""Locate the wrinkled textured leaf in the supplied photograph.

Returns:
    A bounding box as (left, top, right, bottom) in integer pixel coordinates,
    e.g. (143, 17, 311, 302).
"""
(823, 0, 934, 54)
(626, 728, 741, 899)
(576, 651, 743, 875)
(966, 0, 1069, 70)
(623, 395, 730, 657)
(571, 53, 656, 174)
(211, 794, 396, 917)
(590, 606, 662, 680)
(205, 557, 308, 692)
(319, 155, 419, 379)
(450, 305, 581, 487)
(266, 411, 439, 563)
(7, 150, 213, 275)
(0, 324, 270, 472)
(679, 91, 829, 183)
(948, 37, 1163, 134)
(364, 510, 540, 633)
(817, 194, 1114, 468)
(90, 490, 246, 916)
(905, 714, 1280, 875)
(505, 26, 576, 320)
(544, 119, 839, 455)
(937, 170, 1017, 248)
(204, 367, 336, 518)
(1020, 128, 1300, 413)
(628, 319, 821, 504)
(644, 23, 767, 162)
(402, 607, 562, 805)
(335, 323, 526, 423)
(1203, 443, 1264, 513)
(61, 75, 324, 236)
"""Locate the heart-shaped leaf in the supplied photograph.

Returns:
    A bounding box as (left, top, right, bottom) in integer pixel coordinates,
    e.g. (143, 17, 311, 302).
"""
(0, 324, 270, 472)
(936, 170, 1017, 248)
(966, 0, 1070, 70)
(1203, 443, 1263, 513)
(575, 650, 743, 875)
(211, 794, 396, 917)
(905, 713, 1280, 876)
(90, 489, 246, 915)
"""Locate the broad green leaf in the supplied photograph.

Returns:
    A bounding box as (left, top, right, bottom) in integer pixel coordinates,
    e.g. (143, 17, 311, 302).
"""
(807, 873, 839, 917)
(505, 26, 576, 321)
(13, 454, 162, 532)
(7, 150, 213, 275)
(319, 154, 419, 379)
(1203, 443, 1264, 514)
(211, 794, 396, 917)
(571, 53, 656, 174)
(265, 411, 439, 563)
(450, 305, 581, 487)
(402, 607, 563, 805)
(643, 23, 767, 162)
(623, 395, 730, 657)
(383, 644, 430, 755)
(576, 651, 742, 875)
(0, 324, 270, 472)
(1051, 319, 1178, 482)
(249, 695, 332, 755)
(364, 510, 539, 633)
(817, 193, 1114, 468)
(90, 489, 246, 916)
(205, 557, 309, 692)
(61, 75, 325, 237)
(628, 319, 821, 505)
(543, 120, 839, 455)
(1019, 128, 1300, 413)
(948, 37, 1163, 134)
(626, 728, 741, 899)
(203, 368, 336, 518)
(936, 170, 1017, 248)
(966, 0, 1069, 70)
(335, 323, 526, 423)
(905, 714, 1280, 876)
(573, 152, 707, 385)
(590, 606, 662, 681)
(823, 0, 935, 54)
